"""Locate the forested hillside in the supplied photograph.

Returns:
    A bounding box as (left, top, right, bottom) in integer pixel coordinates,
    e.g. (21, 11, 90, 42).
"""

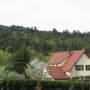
(0, 25, 90, 65)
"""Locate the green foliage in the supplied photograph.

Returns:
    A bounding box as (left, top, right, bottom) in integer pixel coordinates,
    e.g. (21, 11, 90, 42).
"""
(0, 80, 90, 90)
(41, 80, 70, 90)
(0, 50, 12, 66)
(9, 46, 32, 73)
(0, 25, 90, 65)
(0, 66, 9, 80)
(2, 79, 37, 90)
(0, 66, 25, 80)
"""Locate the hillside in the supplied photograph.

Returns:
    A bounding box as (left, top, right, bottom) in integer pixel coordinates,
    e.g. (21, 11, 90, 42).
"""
(0, 25, 90, 65)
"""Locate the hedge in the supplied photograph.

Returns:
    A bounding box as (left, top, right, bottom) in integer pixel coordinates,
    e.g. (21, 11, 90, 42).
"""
(0, 80, 90, 90)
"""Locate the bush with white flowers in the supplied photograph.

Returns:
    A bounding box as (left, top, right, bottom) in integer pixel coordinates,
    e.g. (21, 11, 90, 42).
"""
(26, 59, 50, 80)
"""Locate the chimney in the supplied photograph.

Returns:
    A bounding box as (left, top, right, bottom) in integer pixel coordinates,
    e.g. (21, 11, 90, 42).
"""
(82, 48, 86, 51)
(82, 48, 87, 52)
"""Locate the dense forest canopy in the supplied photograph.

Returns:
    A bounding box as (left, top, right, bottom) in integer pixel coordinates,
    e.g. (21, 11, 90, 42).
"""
(0, 24, 90, 66)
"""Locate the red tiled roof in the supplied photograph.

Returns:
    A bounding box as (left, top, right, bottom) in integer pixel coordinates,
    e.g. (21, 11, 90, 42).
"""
(48, 52, 72, 64)
(48, 49, 86, 71)
(50, 66, 69, 79)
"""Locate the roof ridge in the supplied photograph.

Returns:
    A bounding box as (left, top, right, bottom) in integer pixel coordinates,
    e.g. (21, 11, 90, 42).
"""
(54, 49, 86, 53)
(56, 52, 73, 64)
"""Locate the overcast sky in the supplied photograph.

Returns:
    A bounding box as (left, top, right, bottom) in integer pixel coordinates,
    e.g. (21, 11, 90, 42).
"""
(0, 0, 90, 32)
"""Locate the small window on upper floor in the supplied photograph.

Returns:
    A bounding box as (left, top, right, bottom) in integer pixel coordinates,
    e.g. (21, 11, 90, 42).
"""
(75, 65, 84, 71)
(86, 65, 90, 70)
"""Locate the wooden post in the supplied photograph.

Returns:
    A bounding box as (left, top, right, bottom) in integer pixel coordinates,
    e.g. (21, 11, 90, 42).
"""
(35, 85, 42, 90)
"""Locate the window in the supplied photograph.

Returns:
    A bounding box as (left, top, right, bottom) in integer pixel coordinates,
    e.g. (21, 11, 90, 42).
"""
(75, 65, 84, 71)
(86, 65, 90, 70)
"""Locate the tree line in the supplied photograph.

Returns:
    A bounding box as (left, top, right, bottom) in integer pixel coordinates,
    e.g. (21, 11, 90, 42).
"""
(0, 25, 90, 65)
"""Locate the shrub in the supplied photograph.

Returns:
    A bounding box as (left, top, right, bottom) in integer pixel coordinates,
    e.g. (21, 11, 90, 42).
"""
(0, 80, 90, 90)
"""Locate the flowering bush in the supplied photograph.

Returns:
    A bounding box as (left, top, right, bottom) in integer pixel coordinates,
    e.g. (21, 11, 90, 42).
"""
(26, 59, 50, 80)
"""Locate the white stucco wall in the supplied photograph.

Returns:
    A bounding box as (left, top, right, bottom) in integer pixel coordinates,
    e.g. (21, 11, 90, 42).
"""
(68, 53, 90, 77)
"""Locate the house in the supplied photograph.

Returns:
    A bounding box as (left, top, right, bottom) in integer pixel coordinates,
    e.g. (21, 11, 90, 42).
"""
(48, 49, 90, 80)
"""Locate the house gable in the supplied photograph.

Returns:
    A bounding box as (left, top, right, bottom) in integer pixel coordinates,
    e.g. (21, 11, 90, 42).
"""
(68, 53, 90, 77)
(63, 50, 85, 72)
